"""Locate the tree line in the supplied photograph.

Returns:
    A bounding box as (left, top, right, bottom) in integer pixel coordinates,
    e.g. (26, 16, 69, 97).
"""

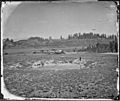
(85, 38, 118, 53)
(67, 32, 117, 40)
(3, 32, 118, 53)
(3, 32, 117, 42)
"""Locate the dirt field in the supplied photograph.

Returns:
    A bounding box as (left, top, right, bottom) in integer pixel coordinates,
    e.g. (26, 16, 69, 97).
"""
(3, 48, 118, 99)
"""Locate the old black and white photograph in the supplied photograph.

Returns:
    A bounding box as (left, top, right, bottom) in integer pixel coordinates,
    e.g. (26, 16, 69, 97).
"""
(1, 0, 119, 100)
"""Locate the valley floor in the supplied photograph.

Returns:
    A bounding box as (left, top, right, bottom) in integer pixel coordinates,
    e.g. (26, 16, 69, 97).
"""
(2, 50, 119, 99)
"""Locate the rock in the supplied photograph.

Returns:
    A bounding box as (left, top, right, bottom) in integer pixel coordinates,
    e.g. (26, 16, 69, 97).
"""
(73, 59, 86, 64)
(32, 61, 44, 68)
(10, 63, 23, 69)
(73, 59, 80, 64)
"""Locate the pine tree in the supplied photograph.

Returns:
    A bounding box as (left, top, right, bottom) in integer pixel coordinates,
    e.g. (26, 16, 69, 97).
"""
(60, 35, 63, 40)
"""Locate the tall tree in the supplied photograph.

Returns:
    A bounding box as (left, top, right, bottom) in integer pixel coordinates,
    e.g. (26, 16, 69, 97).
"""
(49, 36, 52, 40)
(68, 34, 72, 40)
(60, 35, 63, 40)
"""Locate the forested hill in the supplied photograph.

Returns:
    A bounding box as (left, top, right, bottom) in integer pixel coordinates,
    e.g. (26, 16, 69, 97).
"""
(3, 33, 118, 53)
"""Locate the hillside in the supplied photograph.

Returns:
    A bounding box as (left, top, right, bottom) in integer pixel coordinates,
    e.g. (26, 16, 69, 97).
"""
(3, 38, 114, 49)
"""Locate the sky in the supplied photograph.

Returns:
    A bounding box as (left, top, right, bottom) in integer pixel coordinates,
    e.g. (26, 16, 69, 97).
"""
(2, 1, 117, 41)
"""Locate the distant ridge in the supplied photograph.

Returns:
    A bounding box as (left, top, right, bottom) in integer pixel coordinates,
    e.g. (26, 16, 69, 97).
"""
(3, 37, 114, 49)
